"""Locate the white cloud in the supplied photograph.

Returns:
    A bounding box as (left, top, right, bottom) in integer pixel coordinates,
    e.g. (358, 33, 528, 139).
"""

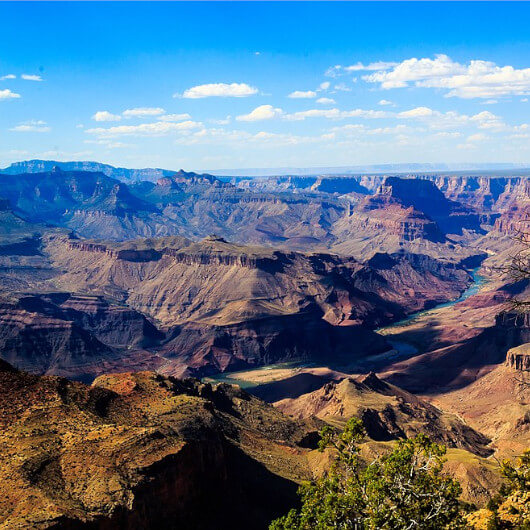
(158, 113, 192, 122)
(288, 90, 317, 99)
(319, 81, 330, 90)
(363, 54, 530, 99)
(0, 89, 21, 100)
(333, 83, 352, 92)
(174, 127, 322, 147)
(285, 108, 388, 121)
(210, 116, 231, 125)
(316, 97, 336, 105)
(35, 149, 93, 160)
(395, 106, 505, 131)
(10, 120, 50, 132)
(434, 131, 462, 138)
(398, 106, 434, 118)
(236, 105, 283, 122)
(85, 139, 132, 149)
(86, 120, 202, 137)
(467, 133, 488, 142)
(326, 61, 397, 77)
(92, 111, 122, 122)
(179, 82, 258, 99)
(21, 74, 42, 81)
(378, 99, 394, 106)
(367, 124, 409, 135)
(122, 107, 165, 118)
(0, 74, 16, 81)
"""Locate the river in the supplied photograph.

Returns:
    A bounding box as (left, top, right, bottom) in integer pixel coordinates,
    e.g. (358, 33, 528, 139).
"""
(204, 269, 487, 388)
(377, 268, 487, 332)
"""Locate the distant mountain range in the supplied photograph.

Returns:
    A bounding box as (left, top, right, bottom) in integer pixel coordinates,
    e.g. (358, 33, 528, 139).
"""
(2, 159, 530, 181)
(0, 159, 175, 183)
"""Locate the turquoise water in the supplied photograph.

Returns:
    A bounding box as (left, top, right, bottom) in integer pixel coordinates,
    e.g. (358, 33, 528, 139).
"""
(374, 268, 488, 359)
(377, 268, 487, 332)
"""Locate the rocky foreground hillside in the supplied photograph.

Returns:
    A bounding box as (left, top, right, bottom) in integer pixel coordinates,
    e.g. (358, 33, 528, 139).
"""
(0, 360, 500, 529)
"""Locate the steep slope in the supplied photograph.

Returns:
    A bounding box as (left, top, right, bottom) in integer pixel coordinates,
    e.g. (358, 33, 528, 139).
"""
(38, 234, 473, 376)
(0, 168, 345, 247)
(331, 177, 485, 261)
(433, 175, 530, 212)
(432, 343, 530, 459)
(382, 307, 530, 393)
(0, 293, 164, 380)
(493, 201, 530, 234)
(276, 373, 491, 456)
(275, 373, 501, 506)
(0, 362, 506, 526)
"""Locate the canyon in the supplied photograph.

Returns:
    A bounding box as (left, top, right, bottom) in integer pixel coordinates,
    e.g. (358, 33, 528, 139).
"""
(0, 160, 529, 528)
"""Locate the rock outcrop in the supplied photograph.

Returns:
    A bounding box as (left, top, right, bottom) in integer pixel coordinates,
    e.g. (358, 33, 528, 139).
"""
(493, 202, 530, 234)
(0, 363, 320, 529)
(275, 373, 492, 457)
(0, 293, 164, 380)
(506, 342, 530, 371)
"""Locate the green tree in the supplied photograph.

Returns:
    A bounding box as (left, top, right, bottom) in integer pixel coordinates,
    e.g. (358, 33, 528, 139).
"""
(270, 418, 464, 530)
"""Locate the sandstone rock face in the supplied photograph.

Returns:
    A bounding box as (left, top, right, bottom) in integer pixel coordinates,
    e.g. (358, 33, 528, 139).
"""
(239, 173, 530, 214)
(493, 202, 530, 234)
(0, 168, 504, 254)
(337, 193, 446, 243)
(330, 177, 487, 261)
(0, 293, 164, 380)
(383, 305, 530, 394)
(432, 176, 530, 211)
(506, 342, 530, 371)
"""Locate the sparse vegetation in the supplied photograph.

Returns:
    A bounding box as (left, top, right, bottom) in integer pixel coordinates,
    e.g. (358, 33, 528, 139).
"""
(270, 418, 465, 529)
(271, 418, 530, 529)
(467, 450, 530, 529)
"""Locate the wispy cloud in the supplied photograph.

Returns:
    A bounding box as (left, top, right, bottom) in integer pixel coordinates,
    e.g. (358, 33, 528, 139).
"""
(122, 107, 165, 117)
(316, 97, 336, 105)
(326, 61, 397, 77)
(85, 139, 133, 149)
(21, 74, 43, 81)
(285, 108, 388, 121)
(10, 120, 50, 132)
(288, 90, 317, 99)
(178, 82, 258, 99)
(0, 74, 16, 81)
(86, 120, 202, 137)
(158, 113, 192, 122)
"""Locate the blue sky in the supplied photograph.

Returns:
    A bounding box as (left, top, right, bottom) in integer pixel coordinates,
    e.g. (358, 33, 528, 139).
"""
(1, 1, 530, 171)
